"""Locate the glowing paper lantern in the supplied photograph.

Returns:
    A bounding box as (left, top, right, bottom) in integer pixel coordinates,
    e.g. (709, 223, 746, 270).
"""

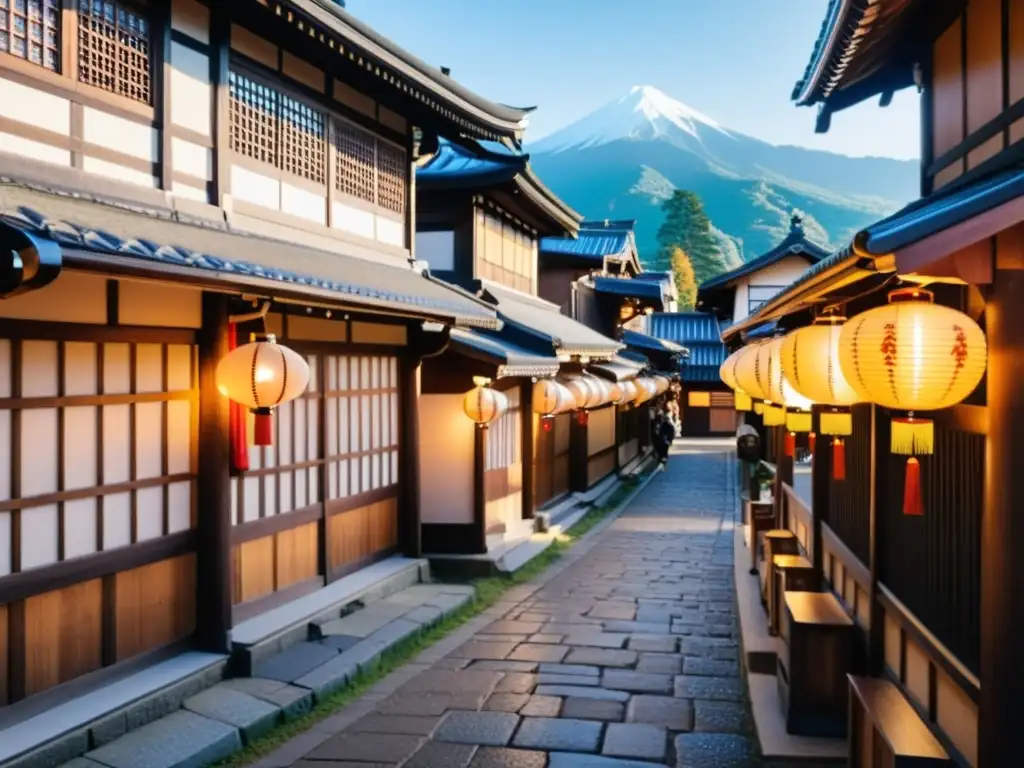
(719, 348, 753, 412)
(587, 377, 612, 408)
(838, 288, 988, 514)
(533, 379, 561, 416)
(619, 379, 638, 406)
(463, 377, 509, 425)
(564, 377, 596, 410)
(761, 335, 813, 457)
(782, 316, 860, 478)
(653, 376, 670, 396)
(734, 341, 771, 402)
(216, 334, 310, 446)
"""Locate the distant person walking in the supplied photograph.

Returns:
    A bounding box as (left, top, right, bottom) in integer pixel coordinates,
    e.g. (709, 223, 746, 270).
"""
(652, 409, 676, 466)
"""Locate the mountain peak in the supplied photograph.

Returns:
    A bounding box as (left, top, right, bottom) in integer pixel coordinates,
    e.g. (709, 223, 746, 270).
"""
(529, 85, 733, 155)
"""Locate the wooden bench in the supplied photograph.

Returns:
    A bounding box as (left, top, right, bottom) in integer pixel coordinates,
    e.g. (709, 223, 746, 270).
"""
(847, 676, 952, 767)
(778, 591, 853, 737)
(748, 500, 776, 574)
(770, 554, 817, 637)
(760, 529, 799, 602)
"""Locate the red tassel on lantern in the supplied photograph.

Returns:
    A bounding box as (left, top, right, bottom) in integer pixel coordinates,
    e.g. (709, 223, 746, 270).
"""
(903, 457, 923, 516)
(253, 411, 274, 446)
(832, 438, 846, 481)
(808, 432, 816, 454)
(784, 431, 795, 457)
(227, 323, 250, 472)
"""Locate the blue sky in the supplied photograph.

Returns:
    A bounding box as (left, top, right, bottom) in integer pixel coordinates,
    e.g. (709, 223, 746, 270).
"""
(345, 0, 921, 160)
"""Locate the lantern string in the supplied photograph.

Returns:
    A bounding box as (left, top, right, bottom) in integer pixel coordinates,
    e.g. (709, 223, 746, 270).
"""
(820, 274, 898, 315)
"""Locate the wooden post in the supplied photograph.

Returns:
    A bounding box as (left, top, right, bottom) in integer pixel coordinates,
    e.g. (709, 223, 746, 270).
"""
(866, 404, 884, 675)
(980, 266, 1024, 768)
(570, 414, 589, 492)
(398, 352, 422, 558)
(196, 293, 232, 653)
(472, 425, 488, 554)
(522, 382, 535, 520)
(209, 4, 231, 207)
(810, 406, 830, 577)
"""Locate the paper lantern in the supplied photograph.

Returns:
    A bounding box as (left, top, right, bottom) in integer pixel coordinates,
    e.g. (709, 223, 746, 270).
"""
(619, 379, 638, 406)
(216, 334, 310, 446)
(760, 335, 813, 457)
(564, 377, 595, 410)
(463, 377, 508, 425)
(781, 316, 860, 477)
(734, 342, 771, 402)
(606, 381, 624, 405)
(839, 288, 988, 514)
(634, 377, 657, 405)
(587, 377, 612, 408)
(533, 379, 562, 416)
(719, 348, 742, 391)
(653, 376, 670, 395)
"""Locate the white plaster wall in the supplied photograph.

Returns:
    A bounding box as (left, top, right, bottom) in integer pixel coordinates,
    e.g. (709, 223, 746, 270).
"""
(418, 394, 474, 524)
(731, 255, 814, 324)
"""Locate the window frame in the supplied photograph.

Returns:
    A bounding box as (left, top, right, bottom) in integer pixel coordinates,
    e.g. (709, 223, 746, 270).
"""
(748, 284, 786, 315)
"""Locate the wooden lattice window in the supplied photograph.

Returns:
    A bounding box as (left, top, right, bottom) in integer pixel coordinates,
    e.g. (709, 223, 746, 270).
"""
(280, 93, 326, 185)
(376, 141, 406, 214)
(77, 0, 151, 104)
(334, 121, 375, 204)
(229, 72, 279, 167)
(0, 0, 61, 72)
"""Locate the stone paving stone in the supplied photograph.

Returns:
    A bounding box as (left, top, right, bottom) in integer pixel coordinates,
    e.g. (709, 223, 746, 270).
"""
(398, 669, 503, 694)
(319, 634, 361, 651)
(693, 700, 752, 733)
(468, 660, 539, 673)
(434, 711, 520, 746)
(520, 695, 562, 717)
(376, 691, 488, 716)
(603, 722, 668, 760)
(602, 620, 673, 634)
(183, 686, 280, 744)
(564, 648, 638, 667)
(306, 732, 424, 763)
(636, 654, 684, 675)
(587, 603, 637, 620)
(628, 634, 678, 653)
(84, 710, 241, 768)
(493, 672, 537, 694)
(673, 674, 746, 701)
(528, 633, 564, 644)
(537, 673, 599, 686)
(316, 603, 409, 638)
(601, 669, 674, 694)
(404, 741, 477, 768)
(484, 620, 544, 634)
(220, 677, 313, 721)
(683, 657, 741, 677)
(453, 641, 520, 661)
(548, 753, 668, 768)
(535, 685, 629, 702)
(404, 605, 446, 626)
(512, 717, 603, 752)
(674, 733, 758, 767)
(345, 714, 442, 736)
(564, 631, 630, 649)
(254, 642, 338, 683)
(508, 643, 570, 663)
(561, 697, 624, 722)
(476, 634, 530, 643)
(483, 693, 529, 713)
(626, 695, 695, 731)
(538, 663, 600, 676)
(468, 747, 547, 768)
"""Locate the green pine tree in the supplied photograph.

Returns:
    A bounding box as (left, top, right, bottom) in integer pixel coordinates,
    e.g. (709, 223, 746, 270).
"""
(655, 190, 729, 285)
(670, 247, 698, 311)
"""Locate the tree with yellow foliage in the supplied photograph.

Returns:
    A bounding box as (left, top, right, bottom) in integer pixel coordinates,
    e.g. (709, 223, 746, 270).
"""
(671, 247, 698, 311)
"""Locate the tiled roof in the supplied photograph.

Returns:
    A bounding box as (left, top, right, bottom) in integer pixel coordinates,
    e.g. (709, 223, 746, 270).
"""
(647, 311, 727, 383)
(698, 213, 830, 295)
(481, 281, 622, 358)
(621, 329, 687, 355)
(540, 219, 637, 262)
(0, 178, 498, 328)
(589, 353, 645, 382)
(592, 276, 666, 302)
(449, 329, 560, 379)
(725, 163, 1024, 339)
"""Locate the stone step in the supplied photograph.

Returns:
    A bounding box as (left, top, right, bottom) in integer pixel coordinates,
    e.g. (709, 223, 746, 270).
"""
(58, 582, 475, 768)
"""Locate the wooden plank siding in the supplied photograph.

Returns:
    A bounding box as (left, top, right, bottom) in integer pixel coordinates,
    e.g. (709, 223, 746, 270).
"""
(534, 412, 571, 508)
(0, 273, 201, 704)
(484, 385, 523, 534)
(586, 405, 616, 487)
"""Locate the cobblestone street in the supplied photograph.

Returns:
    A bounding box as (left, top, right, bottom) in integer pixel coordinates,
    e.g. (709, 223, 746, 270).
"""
(259, 443, 757, 768)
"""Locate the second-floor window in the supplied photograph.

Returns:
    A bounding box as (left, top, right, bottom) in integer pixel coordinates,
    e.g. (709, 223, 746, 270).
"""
(748, 285, 784, 314)
(228, 70, 407, 215)
(0, 0, 152, 105)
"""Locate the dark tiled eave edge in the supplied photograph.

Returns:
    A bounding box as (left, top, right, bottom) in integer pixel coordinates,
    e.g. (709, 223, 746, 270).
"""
(449, 329, 560, 379)
(285, 0, 530, 139)
(0, 178, 500, 330)
(791, 0, 864, 106)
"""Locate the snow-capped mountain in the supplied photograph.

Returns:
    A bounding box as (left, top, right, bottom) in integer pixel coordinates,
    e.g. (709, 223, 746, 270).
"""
(527, 86, 918, 265)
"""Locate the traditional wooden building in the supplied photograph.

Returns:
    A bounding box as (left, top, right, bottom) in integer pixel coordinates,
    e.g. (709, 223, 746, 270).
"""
(0, 0, 540, 755)
(414, 137, 658, 563)
(727, 1, 1024, 765)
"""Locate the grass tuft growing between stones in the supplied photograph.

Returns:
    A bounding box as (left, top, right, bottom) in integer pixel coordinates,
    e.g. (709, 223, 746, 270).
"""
(214, 475, 645, 766)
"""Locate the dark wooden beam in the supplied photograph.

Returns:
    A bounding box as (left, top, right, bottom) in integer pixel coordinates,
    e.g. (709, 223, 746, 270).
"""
(209, 2, 231, 206)
(980, 265, 1024, 767)
(195, 292, 232, 653)
(522, 382, 536, 520)
(399, 352, 423, 558)
(866, 404, 885, 675)
(810, 407, 830, 577)
(570, 414, 589, 493)
(473, 425, 487, 554)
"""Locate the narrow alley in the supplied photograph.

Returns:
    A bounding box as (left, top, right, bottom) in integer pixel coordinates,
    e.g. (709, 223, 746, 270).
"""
(254, 443, 758, 768)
